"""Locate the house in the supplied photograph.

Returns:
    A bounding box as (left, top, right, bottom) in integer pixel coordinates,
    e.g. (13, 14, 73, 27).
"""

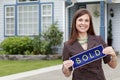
(0, 0, 120, 53)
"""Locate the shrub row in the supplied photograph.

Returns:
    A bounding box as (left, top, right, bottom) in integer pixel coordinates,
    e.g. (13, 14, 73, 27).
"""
(0, 37, 33, 55)
(0, 23, 63, 55)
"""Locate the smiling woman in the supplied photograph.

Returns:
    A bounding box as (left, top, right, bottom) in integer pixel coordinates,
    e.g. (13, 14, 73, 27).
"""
(62, 8, 117, 80)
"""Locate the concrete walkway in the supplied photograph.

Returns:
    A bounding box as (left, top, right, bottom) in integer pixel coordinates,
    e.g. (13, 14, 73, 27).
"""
(0, 55, 120, 80)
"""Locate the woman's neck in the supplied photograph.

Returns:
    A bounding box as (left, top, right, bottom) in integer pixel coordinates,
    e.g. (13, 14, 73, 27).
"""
(78, 32, 88, 39)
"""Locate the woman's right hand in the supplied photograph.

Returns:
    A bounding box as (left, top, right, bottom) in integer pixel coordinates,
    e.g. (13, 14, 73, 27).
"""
(62, 60, 74, 77)
(63, 60, 74, 69)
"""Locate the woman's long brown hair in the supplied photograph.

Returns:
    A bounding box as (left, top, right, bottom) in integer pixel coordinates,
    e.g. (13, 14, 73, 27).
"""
(68, 9, 96, 45)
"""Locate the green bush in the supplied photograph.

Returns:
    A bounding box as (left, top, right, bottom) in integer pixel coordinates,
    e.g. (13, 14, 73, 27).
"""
(43, 22, 63, 54)
(32, 22, 63, 55)
(0, 36, 33, 55)
(32, 34, 51, 55)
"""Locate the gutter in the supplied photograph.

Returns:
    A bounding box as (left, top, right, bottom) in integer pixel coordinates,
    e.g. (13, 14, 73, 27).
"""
(65, 1, 76, 41)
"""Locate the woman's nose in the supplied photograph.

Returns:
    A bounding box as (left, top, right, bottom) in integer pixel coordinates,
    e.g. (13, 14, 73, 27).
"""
(81, 21, 85, 24)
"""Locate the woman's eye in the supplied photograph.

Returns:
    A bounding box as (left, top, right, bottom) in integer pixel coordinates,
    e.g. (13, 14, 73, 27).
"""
(78, 19, 82, 21)
(85, 19, 89, 22)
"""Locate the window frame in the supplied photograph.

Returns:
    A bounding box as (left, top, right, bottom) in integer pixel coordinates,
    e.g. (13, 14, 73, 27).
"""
(41, 3, 53, 33)
(4, 5, 15, 36)
(4, 2, 54, 36)
(17, 4, 39, 36)
(17, 0, 39, 3)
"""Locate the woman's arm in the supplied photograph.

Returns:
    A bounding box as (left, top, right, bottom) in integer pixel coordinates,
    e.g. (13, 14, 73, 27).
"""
(102, 46, 117, 68)
(108, 55, 117, 68)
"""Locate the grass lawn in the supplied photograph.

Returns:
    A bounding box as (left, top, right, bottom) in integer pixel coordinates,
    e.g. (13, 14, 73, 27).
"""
(0, 59, 62, 77)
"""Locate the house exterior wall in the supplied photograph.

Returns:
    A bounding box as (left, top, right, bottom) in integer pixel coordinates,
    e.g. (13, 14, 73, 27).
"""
(40, 0, 66, 42)
(0, 0, 16, 42)
(76, 0, 101, 2)
(108, 3, 120, 52)
(0, 1, 4, 42)
(0, 0, 66, 53)
(111, 0, 120, 3)
(40, 0, 66, 53)
(0, 0, 66, 42)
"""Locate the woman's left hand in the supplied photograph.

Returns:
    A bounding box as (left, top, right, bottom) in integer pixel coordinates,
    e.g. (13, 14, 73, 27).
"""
(102, 46, 116, 57)
(103, 46, 117, 68)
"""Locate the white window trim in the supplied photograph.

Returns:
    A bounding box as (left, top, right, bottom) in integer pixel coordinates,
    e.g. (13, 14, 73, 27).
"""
(17, 0, 39, 3)
(5, 6, 15, 36)
(17, 4, 39, 36)
(41, 4, 53, 33)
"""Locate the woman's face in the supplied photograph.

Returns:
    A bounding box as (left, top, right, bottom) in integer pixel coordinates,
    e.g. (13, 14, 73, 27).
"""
(76, 14, 90, 33)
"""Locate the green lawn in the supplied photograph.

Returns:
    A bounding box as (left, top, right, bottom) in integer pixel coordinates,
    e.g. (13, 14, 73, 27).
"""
(0, 59, 62, 77)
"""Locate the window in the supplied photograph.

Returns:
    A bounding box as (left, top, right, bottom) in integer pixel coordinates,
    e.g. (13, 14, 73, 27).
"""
(17, 5, 39, 35)
(5, 6, 15, 36)
(4, 3, 53, 36)
(78, 4, 86, 9)
(41, 4, 53, 33)
(18, 0, 38, 3)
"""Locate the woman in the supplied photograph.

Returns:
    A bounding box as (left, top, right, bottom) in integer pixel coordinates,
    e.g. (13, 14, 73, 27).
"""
(62, 9, 117, 80)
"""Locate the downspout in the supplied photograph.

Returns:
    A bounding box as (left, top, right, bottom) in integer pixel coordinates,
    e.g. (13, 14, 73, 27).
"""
(65, 2, 76, 41)
(100, 1, 105, 40)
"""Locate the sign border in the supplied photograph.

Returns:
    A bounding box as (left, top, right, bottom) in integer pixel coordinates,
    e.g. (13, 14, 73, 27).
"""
(70, 45, 107, 69)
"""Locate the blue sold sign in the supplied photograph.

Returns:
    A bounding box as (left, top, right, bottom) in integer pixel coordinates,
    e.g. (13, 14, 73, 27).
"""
(70, 45, 107, 69)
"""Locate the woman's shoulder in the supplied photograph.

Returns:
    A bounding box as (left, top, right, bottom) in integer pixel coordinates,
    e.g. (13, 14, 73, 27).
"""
(89, 34, 100, 37)
(64, 41, 70, 46)
(64, 39, 78, 46)
(89, 35, 102, 39)
(63, 41, 71, 50)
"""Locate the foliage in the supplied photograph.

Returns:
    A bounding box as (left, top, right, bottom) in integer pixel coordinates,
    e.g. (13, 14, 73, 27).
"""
(0, 50, 7, 54)
(43, 22, 63, 46)
(32, 22, 63, 55)
(0, 36, 33, 55)
(93, 10, 100, 17)
(32, 34, 50, 55)
(43, 22, 63, 54)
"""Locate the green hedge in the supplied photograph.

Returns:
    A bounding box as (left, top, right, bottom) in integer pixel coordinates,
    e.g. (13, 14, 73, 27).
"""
(31, 35, 51, 55)
(0, 36, 33, 55)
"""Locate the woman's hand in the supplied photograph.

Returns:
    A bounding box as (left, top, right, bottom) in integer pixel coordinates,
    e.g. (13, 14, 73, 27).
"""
(102, 46, 117, 69)
(63, 60, 74, 69)
(102, 46, 116, 57)
(62, 60, 74, 77)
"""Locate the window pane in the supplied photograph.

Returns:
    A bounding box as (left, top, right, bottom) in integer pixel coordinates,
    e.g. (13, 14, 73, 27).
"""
(18, 0, 38, 2)
(5, 6, 15, 36)
(30, 0, 38, 1)
(41, 4, 52, 33)
(18, 5, 39, 35)
(19, 0, 26, 2)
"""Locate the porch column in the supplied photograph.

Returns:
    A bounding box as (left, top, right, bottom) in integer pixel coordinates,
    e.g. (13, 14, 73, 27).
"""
(100, 1, 105, 40)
